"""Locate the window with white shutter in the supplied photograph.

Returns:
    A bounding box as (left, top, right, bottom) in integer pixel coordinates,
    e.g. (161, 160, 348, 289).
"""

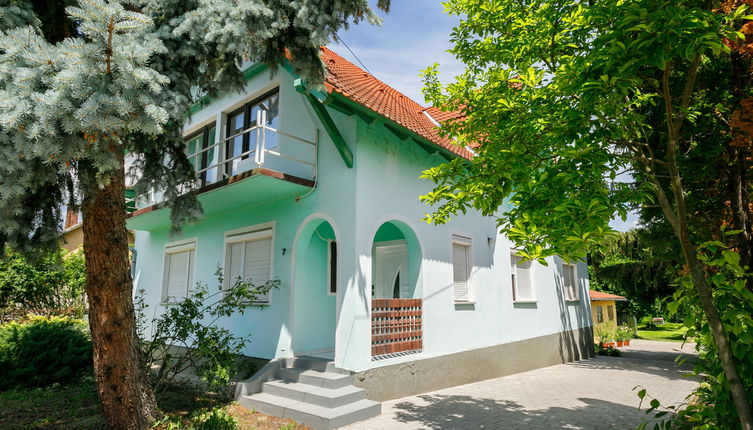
(224, 226, 274, 304)
(161, 240, 196, 303)
(563, 263, 578, 301)
(452, 235, 472, 302)
(511, 254, 534, 302)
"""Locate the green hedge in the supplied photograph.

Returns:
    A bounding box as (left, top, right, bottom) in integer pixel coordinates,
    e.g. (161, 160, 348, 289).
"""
(0, 316, 92, 389)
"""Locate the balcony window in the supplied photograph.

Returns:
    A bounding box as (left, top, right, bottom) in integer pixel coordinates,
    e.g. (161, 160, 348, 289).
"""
(226, 90, 280, 177)
(186, 124, 218, 187)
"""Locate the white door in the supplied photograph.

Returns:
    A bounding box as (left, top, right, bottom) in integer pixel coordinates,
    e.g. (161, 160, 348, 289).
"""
(374, 241, 409, 298)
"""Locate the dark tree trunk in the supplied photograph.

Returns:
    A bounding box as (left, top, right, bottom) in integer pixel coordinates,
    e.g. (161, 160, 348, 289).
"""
(82, 156, 160, 430)
(730, 146, 753, 279)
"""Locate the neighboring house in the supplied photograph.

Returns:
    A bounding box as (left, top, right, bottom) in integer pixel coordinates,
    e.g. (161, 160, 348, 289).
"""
(62, 209, 83, 252)
(589, 290, 627, 330)
(128, 47, 594, 429)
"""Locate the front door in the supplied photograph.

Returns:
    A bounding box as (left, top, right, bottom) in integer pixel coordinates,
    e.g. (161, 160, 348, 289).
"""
(374, 241, 409, 299)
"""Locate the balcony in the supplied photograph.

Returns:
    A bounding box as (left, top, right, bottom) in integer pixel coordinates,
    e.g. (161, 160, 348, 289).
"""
(127, 111, 317, 231)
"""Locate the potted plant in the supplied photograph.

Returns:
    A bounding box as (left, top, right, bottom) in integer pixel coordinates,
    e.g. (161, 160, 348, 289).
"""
(596, 326, 614, 348)
(616, 325, 632, 347)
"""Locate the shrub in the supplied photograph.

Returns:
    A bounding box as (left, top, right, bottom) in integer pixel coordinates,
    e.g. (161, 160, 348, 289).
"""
(0, 248, 87, 321)
(137, 268, 279, 394)
(154, 407, 238, 430)
(0, 316, 92, 389)
(615, 325, 633, 341)
(594, 343, 621, 357)
(191, 408, 238, 430)
(639, 238, 753, 428)
(595, 323, 616, 344)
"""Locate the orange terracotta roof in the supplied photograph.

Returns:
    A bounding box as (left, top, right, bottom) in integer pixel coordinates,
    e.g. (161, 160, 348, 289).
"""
(320, 47, 471, 159)
(589, 290, 628, 301)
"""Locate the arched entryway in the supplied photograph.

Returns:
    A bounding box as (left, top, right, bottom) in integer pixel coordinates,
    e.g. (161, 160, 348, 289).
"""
(371, 220, 422, 300)
(370, 220, 423, 358)
(291, 217, 338, 358)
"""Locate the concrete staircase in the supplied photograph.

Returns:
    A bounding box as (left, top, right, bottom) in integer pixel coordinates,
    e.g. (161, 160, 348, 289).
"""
(237, 356, 381, 430)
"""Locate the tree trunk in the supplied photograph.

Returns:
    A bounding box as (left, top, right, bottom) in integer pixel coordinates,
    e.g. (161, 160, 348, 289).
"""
(730, 146, 753, 288)
(82, 156, 160, 430)
(661, 131, 753, 429)
(681, 237, 753, 430)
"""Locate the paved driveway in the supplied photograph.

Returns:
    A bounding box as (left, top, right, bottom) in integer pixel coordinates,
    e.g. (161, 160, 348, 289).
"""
(346, 340, 699, 430)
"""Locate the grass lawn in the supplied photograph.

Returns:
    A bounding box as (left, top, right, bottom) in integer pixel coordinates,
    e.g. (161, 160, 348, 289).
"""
(635, 322, 690, 342)
(0, 378, 310, 430)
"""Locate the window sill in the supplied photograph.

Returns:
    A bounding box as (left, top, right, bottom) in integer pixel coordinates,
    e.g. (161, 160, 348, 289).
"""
(565, 299, 581, 303)
(160, 301, 184, 306)
(454, 302, 476, 311)
(453, 300, 476, 305)
(513, 300, 537, 304)
(513, 301, 538, 309)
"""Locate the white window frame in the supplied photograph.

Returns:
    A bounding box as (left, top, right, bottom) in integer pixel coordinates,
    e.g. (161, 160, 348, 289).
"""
(160, 238, 198, 304)
(326, 239, 337, 296)
(223, 222, 276, 305)
(562, 262, 579, 301)
(510, 251, 536, 303)
(451, 234, 473, 303)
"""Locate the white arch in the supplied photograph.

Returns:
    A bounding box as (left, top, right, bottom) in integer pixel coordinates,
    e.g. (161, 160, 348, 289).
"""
(366, 213, 426, 258)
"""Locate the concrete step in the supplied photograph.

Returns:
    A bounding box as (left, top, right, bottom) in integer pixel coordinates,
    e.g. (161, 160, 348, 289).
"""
(262, 379, 367, 408)
(283, 356, 348, 374)
(279, 367, 353, 390)
(240, 392, 381, 430)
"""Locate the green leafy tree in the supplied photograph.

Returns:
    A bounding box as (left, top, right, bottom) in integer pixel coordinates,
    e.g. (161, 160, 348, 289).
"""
(588, 229, 678, 319)
(0, 247, 87, 319)
(0, 0, 389, 428)
(422, 1, 753, 427)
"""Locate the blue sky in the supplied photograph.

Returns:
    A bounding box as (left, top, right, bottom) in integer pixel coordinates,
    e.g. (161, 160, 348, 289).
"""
(328, 1, 639, 232)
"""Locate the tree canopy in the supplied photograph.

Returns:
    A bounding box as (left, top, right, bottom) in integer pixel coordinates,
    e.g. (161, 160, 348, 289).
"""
(423, 0, 753, 427)
(0, 0, 385, 253)
(0, 1, 389, 428)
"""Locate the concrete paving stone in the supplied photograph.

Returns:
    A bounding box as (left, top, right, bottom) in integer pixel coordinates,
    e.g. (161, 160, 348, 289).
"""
(344, 340, 699, 430)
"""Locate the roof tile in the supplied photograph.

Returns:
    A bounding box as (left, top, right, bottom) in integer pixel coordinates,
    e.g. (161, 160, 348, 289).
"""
(321, 47, 471, 159)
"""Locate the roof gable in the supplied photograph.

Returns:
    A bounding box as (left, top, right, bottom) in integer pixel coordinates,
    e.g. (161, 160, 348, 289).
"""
(320, 47, 471, 159)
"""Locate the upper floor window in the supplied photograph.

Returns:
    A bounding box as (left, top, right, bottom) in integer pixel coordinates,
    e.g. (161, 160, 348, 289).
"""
(224, 225, 274, 305)
(452, 235, 472, 303)
(511, 253, 534, 302)
(563, 263, 578, 301)
(226, 90, 280, 177)
(186, 124, 218, 187)
(161, 240, 196, 303)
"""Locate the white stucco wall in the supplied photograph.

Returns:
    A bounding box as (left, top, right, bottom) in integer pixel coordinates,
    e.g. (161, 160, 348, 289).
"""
(131, 67, 592, 372)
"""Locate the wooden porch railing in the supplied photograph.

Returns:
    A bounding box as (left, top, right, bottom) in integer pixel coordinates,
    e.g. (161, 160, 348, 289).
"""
(371, 298, 422, 357)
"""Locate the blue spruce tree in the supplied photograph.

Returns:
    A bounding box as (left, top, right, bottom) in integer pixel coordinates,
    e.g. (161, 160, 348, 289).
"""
(0, 0, 389, 428)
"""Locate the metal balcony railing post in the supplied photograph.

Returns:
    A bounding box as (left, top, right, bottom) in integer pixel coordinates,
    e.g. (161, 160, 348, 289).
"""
(254, 110, 263, 166)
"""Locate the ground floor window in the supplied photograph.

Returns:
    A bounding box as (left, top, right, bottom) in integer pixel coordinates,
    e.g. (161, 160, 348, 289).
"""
(596, 306, 604, 323)
(511, 253, 533, 301)
(328, 240, 337, 295)
(563, 263, 578, 301)
(161, 240, 196, 303)
(225, 226, 274, 304)
(452, 235, 472, 302)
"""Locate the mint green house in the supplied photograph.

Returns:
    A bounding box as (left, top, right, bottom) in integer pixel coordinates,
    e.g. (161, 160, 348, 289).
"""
(128, 48, 594, 429)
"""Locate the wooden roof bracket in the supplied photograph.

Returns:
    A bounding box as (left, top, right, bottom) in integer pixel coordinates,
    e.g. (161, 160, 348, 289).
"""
(294, 78, 353, 168)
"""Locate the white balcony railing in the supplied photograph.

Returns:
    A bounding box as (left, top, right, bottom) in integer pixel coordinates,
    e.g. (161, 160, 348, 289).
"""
(131, 111, 317, 211)
(190, 110, 317, 186)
